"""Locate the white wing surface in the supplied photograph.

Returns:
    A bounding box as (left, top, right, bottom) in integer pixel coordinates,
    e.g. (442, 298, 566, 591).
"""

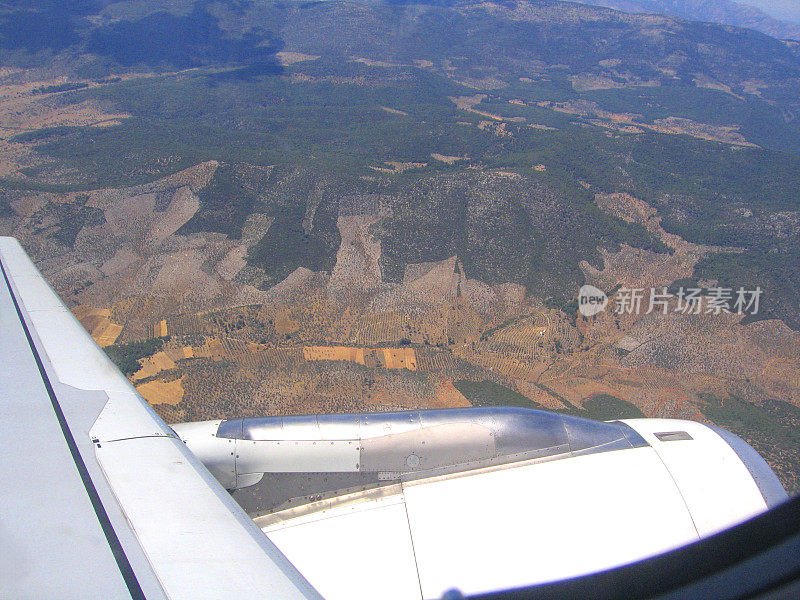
(0, 237, 321, 600)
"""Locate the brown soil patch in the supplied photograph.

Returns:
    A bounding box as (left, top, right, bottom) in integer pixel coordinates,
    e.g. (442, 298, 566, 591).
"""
(133, 351, 177, 381)
(380, 106, 408, 116)
(370, 161, 427, 174)
(430, 153, 467, 164)
(71, 305, 123, 347)
(136, 377, 185, 406)
(276, 51, 320, 66)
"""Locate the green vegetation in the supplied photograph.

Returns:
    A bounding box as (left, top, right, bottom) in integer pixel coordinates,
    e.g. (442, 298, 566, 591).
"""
(699, 394, 800, 447)
(374, 163, 667, 298)
(2, 46, 793, 316)
(48, 202, 105, 248)
(32, 82, 89, 95)
(529, 382, 645, 421)
(480, 317, 524, 341)
(586, 86, 800, 155)
(693, 249, 800, 329)
(179, 164, 273, 238)
(104, 337, 167, 376)
(86, 5, 282, 70)
(454, 380, 542, 409)
(246, 166, 342, 286)
(12, 127, 78, 143)
(453, 382, 645, 423)
(1, 0, 798, 327)
(697, 394, 800, 493)
(580, 394, 646, 421)
(133, 368, 183, 386)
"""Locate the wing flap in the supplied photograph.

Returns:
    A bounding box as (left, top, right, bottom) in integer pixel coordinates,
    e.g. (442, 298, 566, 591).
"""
(0, 237, 320, 600)
(96, 436, 321, 599)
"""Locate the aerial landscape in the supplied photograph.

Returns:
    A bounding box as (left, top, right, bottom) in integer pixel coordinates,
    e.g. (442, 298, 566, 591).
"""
(1, 0, 799, 493)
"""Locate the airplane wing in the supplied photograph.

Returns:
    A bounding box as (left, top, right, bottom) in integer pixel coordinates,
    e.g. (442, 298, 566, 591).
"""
(0, 237, 322, 600)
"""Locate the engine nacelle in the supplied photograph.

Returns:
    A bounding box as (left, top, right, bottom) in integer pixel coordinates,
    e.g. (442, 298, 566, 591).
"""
(174, 407, 787, 527)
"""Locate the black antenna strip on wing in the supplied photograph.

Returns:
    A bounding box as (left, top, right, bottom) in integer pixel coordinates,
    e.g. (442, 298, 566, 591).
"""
(0, 257, 147, 600)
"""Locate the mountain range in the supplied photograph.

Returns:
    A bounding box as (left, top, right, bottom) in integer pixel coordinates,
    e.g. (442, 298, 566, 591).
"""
(0, 0, 799, 491)
(571, 0, 800, 40)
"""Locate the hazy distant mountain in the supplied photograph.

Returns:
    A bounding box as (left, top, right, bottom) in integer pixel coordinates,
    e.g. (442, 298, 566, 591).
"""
(571, 0, 800, 40)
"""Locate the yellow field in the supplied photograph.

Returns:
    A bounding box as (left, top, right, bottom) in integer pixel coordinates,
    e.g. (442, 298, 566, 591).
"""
(136, 377, 185, 406)
(71, 305, 123, 347)
(154, 319, 168, 337)
(304, 345, 418, 370)
(304, 346, 368, 364)
(133, 351, 177, 381)
(377, 348, 417, 370)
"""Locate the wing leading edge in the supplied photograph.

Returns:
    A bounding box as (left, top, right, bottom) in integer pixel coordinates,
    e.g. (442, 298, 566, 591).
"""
(0, 237, 321, 600)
